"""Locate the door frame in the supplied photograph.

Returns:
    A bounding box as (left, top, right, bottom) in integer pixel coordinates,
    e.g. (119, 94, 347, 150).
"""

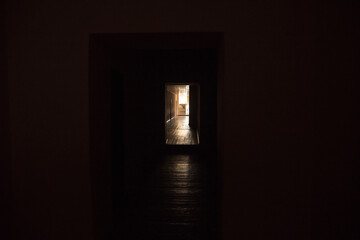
(89, 33, 224, 240)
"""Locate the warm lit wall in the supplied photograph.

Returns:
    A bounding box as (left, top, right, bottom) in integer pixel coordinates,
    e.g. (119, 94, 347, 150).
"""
(177, 104, 187, 115)
(3, 0, 360, 240)
(177, 90, 189, 116)
(165, 90, 177, 122)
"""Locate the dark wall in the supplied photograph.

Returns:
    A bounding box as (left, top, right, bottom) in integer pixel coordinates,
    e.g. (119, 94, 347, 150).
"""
(0, 1, 12, 238)
(4, 0, 360, 239)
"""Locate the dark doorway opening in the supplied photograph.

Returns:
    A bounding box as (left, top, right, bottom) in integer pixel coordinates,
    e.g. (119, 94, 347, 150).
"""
(89, 33, 222, 240)
(165, 84, 200, 145)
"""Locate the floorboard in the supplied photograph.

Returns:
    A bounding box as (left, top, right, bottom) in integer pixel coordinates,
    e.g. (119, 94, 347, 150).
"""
(113, 153, 218, 240)
(166, 116, 198, 145)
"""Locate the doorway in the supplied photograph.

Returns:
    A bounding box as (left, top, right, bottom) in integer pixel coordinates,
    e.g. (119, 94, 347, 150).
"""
(89, 33, 222, 240)
(165, 84, 200, 145)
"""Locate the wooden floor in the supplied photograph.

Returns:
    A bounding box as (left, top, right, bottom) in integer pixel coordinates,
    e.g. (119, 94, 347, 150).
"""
(166, 116, 198, 145)
(114, 154, 218, 240)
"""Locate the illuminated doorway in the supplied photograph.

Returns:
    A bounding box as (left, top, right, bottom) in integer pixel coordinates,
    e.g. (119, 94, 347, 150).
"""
(165, 84, 200, 145)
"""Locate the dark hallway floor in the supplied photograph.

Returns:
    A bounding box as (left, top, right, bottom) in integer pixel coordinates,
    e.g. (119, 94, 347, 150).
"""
(114, 153, 218, 240)
(166, 116, 198, 145)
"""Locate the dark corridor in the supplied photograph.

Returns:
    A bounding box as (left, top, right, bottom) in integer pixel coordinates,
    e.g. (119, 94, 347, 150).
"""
(90, 33, 221, 240)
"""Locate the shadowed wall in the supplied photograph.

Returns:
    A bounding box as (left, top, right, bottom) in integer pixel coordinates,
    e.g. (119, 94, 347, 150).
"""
(1, 1, 12, 239)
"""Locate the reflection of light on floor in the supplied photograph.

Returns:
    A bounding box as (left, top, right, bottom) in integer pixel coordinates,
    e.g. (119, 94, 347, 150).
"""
(169, 156, 191, 178)
(163, 155, 202, 220)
